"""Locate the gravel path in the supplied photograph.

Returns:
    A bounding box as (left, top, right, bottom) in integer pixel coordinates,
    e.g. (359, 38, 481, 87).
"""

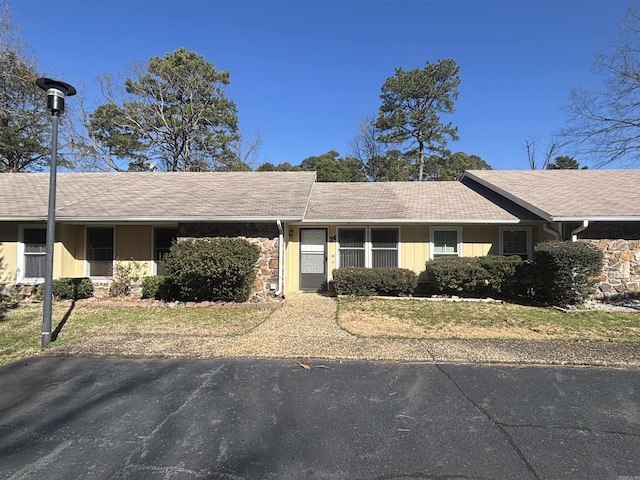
(48, 293, 640, 367)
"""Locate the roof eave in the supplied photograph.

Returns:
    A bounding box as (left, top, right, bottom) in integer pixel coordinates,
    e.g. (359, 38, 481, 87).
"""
(551, 216, 640, 222)
(300, 218, 526, 224)
(462, 172, 553, 221)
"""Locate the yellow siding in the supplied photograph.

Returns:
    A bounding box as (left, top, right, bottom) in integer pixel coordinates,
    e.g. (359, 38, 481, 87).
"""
(285, 225, 300, 294)
(399, 225, 430, 273)
(55, 224, 85, 278)
(461, 225, 498, 258)
(0, 223, 18, 283)
(115, 225, 153, 276)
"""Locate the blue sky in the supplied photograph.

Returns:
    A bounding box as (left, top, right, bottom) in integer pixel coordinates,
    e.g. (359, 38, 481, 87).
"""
(11, 0, 633, 170)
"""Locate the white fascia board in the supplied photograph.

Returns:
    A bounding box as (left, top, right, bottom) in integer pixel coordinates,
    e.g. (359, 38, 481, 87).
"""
(0, 216, 46, 221)
(54, 216, 304, 223)
(301, 218, 524, 224)
(462, 172, 553, 221)
(551, 216, 640, 222)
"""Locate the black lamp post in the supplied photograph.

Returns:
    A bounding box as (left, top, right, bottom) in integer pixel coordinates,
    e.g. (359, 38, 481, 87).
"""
(36, 78, 76, 348)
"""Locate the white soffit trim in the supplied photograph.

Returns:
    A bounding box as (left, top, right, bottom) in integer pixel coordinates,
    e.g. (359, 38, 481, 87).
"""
(300, 218, 523, 224)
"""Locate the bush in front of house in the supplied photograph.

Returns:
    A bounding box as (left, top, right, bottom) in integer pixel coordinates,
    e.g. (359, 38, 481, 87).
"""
(141, 275, 179, 301)
(476, 255, 523, 295)
(162, 238, 261, 302)
(421, 255, 523, 298)
(332, 267, 417, 296)
(533, 240, 604, 305)
(36, 277, 94, 300)
(422, 257, 492, 296)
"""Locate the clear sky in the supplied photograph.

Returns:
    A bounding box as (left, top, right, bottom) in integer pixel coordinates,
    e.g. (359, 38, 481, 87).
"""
(11, 0, 633, 170)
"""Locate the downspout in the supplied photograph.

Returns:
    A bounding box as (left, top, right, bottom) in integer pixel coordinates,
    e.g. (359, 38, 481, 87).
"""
(571, 220, 589, 242)
(275, 220, 284, 296)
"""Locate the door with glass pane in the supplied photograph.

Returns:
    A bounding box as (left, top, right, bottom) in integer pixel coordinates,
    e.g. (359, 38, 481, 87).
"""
(299, 228, 327, 291)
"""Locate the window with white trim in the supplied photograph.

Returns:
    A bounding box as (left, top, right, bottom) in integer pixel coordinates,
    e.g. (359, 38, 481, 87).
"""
(22, 228, 46, 280)
(371, 228, 399, 267)
(500, 227, 531, 260)
(337, 227, 399, 268)
(430, 227, 462, 259)
(87, 227, 114, 277)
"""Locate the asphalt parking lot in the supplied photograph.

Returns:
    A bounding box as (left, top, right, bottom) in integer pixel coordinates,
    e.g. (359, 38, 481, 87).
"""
(1, 357, 639, 479)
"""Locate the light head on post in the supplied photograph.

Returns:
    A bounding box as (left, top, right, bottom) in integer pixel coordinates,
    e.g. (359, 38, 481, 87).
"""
(36, 77, 77, 115)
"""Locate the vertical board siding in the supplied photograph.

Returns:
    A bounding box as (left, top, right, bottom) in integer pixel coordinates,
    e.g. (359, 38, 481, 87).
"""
(0, 223, 18, 283)
(115, 225, 153, 275)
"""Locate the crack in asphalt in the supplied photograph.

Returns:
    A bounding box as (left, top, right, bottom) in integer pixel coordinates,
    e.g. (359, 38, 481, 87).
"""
(500, 422, 640, 437)
(109, 363, 227, 480)
(434, 364, 541, 480)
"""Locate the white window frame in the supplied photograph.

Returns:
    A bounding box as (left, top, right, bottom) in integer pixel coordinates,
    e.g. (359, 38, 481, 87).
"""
(336, 227, 400, 268)
(85, 226, 115, 279)
(499, 226, 532, 260)
(152, 226, 178, 275)
(429, 226, 463, 260)
(17, 225, 47, 282)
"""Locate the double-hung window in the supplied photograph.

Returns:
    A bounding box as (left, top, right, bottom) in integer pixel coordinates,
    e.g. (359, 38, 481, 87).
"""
(87, 227, 114, 277)
(500, 227, 531, 260)
(22, 228, 46, 280)
(430, 227, 462, 259)
(338, 228, 399, 268)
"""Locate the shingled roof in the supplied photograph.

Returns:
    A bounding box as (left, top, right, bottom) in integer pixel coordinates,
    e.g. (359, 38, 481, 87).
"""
(463, 169, 640, 221)
(0, 171, 317, 221)
(304, 181, 540, 223)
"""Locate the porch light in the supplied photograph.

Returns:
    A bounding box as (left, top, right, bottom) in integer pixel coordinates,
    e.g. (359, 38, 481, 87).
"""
(289, 229, 294, 240)
(36, 78, 76, 348)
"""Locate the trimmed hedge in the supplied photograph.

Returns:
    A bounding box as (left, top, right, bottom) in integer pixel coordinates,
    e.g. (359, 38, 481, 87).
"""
(141, 275, 178, 301)
(533, 240, 603, 305)
(332, 267, 417, 296)
(37, 277, 94, 300)
(422, 257, 491, 296)
(422, 255, 523, 298)
(162, 238, 261, 302)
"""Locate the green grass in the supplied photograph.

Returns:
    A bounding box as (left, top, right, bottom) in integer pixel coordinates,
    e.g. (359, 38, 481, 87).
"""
(0, 303, 274, 366)
(337, 297, 640, 342)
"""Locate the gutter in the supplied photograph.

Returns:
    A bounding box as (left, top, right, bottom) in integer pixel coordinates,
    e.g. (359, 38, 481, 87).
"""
(275, 220, 284, 296)
(571, 220, 589, 242)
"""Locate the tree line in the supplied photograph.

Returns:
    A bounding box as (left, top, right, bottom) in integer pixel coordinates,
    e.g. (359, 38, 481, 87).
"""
(4, 0, 636, 179)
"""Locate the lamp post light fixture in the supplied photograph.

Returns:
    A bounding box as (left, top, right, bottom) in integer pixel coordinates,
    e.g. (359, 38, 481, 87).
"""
(36, 78, 76, 348)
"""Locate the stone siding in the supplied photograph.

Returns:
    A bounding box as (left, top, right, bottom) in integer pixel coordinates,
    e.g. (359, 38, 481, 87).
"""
(178, 223, 280, 297)
(581, 239, 640, 300)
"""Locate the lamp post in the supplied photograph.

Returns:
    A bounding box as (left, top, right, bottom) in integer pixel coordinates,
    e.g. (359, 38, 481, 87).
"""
(36, 78, 76, 348)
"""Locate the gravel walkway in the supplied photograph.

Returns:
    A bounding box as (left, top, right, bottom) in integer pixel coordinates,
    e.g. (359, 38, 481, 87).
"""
(48, 293, 640, 368)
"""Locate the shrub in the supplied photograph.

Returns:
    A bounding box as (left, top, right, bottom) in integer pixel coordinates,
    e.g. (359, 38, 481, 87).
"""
(477, 255, 523, 295)
(109, 260, 145, 297)
(533, 240, 604, 305)
(332, 267, 417, 296)
(422, 257, 491, 296)
(162, 238, 261, 302)
(37, 277, 94, 300)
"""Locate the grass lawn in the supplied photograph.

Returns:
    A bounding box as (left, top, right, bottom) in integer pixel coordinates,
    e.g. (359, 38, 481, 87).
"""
(338, 297, 640, 342)
(0, 302, 274, 366)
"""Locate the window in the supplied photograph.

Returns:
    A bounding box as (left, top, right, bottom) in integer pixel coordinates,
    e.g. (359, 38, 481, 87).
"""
(338, 229, 365, 267)
(431, 228, 461, 259)
(500, 227, 531, 260)
(371, 229, 399, 268)
(154, 228, 177, 275)
(22, 228, 46, 279)
(87, 227, 114, 277)
(337, 227, 399, 268)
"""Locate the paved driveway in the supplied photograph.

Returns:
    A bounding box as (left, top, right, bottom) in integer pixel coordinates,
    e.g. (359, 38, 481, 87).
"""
(1, 357, 639, 479)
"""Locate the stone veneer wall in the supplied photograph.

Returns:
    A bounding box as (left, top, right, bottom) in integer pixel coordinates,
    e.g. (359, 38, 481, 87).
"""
(178, 223, 280, 297)
(581, 239, 640, 300)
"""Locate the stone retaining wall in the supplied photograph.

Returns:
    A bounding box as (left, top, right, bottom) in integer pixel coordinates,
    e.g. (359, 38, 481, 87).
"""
(582, 239, 640, 300)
